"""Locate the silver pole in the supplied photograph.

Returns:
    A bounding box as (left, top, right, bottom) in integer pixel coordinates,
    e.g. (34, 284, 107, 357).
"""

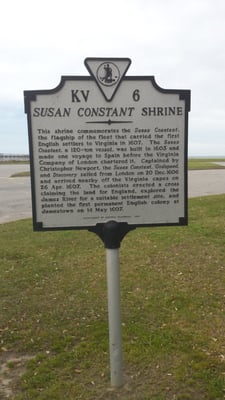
(106, 248, 123, 387)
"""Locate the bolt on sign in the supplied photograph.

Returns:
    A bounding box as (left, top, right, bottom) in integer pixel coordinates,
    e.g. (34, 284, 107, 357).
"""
(24, 58, 191, 232)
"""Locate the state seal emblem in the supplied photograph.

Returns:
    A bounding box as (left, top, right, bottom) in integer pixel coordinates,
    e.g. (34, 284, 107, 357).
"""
(84, 57, 131, 101)
(97, 62, 120, 87)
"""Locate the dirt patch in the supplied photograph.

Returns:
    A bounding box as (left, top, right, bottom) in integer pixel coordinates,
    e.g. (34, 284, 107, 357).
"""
(0, 352, 34, 399)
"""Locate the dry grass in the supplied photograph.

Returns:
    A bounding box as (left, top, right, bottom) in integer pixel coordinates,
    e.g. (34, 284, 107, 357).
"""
(0, 195, 225, 399)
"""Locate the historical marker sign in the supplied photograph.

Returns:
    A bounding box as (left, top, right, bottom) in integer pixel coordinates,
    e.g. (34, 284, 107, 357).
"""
(24, 58, 190, 231)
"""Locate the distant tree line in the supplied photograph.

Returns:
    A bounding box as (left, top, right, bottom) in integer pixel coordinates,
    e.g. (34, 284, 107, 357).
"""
(0, 153, 29, 161)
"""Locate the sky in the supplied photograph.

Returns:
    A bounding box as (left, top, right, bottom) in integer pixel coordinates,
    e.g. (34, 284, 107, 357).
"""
(0, 0, 225, 156)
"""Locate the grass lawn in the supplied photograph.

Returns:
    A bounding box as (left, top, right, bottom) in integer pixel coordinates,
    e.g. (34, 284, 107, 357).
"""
(0, 194, 225, 399)
(188, 158, 225, 170)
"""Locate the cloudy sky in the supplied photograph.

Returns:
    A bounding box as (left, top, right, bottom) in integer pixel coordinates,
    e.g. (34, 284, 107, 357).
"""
(1, 0, 225, 156)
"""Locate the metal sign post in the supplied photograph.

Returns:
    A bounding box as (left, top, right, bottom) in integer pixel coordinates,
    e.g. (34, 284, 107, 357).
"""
(24, 58, 191, 388)
(106, 246, 122, 386)
(100, 220, 135, 387)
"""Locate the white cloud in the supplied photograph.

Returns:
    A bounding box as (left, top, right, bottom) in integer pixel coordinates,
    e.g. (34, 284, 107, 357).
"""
(0, 0, 225, 155)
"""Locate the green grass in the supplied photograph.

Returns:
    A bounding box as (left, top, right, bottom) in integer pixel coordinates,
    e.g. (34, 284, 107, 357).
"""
(1, 195, 225, 399)
(188, 158, 225, 170)
(0, 160, 29, 165)
(10, 171, 30, 177)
